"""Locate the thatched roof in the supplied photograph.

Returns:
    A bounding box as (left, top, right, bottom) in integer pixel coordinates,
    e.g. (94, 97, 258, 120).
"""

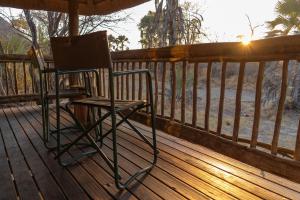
(0, 0, 149, 15)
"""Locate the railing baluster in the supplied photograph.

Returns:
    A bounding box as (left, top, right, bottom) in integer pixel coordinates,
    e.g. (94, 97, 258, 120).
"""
(126, 62, 130, 100)
(181, 61, 187, 124)
(154, 62, 158, 112)
(217, 62, 227, 135)
(4, 62, 8, 95)
(233, 61, 246, 142)
(170, 62, 176, 120)
(161, 62, 167, 116)
(294, 119, 300, 160)
(30, 63, 35, 94)
(251, 61, 265, 148)
(192, 62, 199, 127)
(271, 60, 289, 155)
(121, 62, 125, 100)
(205, 61, 212, 131)
(13, 62, 18, 95)
(146, 61, 150, 113)
(116, 62, 120, 99)
(132, 62, 136, 100)
(102, 68, 106, 98)
(23, 62, 27, 94)
(138, 61, 143, 100)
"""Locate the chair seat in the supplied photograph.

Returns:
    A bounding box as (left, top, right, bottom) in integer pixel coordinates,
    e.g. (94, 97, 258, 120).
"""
(71, 96, 146, 110)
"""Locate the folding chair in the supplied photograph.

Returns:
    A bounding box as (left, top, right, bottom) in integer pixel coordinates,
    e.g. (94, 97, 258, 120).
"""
(50, 31, 158, 189)
(30, 45, 96, 150)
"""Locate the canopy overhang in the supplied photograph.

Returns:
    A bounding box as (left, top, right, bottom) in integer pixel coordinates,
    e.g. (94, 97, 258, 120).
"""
(0, 0, 149, 15)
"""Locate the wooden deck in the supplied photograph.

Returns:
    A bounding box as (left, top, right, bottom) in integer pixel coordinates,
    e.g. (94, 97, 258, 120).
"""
(0, 106, 300, 200)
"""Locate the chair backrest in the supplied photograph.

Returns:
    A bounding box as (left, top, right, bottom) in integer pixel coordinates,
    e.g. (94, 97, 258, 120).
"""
(50, 31, 112, 71)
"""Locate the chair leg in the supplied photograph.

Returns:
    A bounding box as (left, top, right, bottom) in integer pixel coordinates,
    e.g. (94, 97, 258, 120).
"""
(111, 110, 123, 189)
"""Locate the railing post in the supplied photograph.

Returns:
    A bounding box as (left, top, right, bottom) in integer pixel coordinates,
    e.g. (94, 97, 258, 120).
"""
(251, 61, 265, 148)
(192, 62, 199, 127)
(205, 62, 212, 131)
(170, 62, 176, 120)
(271, 60, 289, 155)
(232, 61, 246, 142)
(217, 62, 227, 135)
(181, 61, 187, 124)
(161, 62, 167, 116)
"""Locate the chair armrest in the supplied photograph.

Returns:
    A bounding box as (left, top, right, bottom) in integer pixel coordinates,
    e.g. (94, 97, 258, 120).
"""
(113, 69, 150, 77)
(56, 68, 99, 75)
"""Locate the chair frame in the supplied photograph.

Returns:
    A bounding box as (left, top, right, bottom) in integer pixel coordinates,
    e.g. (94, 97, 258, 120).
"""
(50, 31, 158, 189)
(31, 46, 98, 150)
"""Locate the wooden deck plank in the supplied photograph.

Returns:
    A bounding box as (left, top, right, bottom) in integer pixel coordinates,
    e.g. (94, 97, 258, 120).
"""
(31, 105, 160, 200)
(58, 105, 300, 200)
(1, 105, 300, 200)
(115, 123, 293, 199)
(104, 130, 258, 200)
(55, 107, 216, 200)
(0, 127, 18, 200)
(14, 106, 90, 200)
(128, 117, 300, 193)
(50, 115, 166, 200)
(2, 108, 67, 200)
(121, 120, 300, 199)
(22, 106, 119, 200)
(0, 109, 41, 200)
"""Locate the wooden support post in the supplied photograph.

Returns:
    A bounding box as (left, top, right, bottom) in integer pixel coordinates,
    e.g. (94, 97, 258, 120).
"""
(68, 0, 87, 123)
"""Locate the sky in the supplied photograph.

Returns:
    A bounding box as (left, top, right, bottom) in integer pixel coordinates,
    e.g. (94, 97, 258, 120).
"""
(112, 0, 278, 49)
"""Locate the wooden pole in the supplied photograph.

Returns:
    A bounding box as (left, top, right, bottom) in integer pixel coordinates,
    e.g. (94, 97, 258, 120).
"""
(69, 1, 79, 37)
(68, 0, 87, 122)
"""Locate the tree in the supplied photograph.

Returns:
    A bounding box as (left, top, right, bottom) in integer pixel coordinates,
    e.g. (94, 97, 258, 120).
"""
(115, 35, 129, 51)
(266, 0, 300, 37)
(151, 0, 184, 46)
(107, 34, 129, 51)
(138, 11, 159, 48)
(179, 1, 205, 45)
(0, 8, 131, 53)
(144, 0, 204, 47)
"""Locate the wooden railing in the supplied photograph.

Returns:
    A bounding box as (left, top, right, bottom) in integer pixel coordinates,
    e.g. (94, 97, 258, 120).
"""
(1, 35, 300, 182)
(0, 54, 55, 104)
(111, 35, 300, 160)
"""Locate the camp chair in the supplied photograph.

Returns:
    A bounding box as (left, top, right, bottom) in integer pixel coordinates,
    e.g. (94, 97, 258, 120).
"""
(30, 45, 95, 149)
(50, 31, 158, 189)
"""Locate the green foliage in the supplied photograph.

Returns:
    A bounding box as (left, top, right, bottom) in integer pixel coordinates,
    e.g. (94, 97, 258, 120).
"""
(266, 0, 300, 37)
(108, 34, 129, 51)
(1, 35, 30, 54)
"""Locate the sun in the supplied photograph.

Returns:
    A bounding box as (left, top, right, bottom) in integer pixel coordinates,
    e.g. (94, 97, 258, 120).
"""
(241, 37, 251, 46)
(237, 34, 252, 46)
